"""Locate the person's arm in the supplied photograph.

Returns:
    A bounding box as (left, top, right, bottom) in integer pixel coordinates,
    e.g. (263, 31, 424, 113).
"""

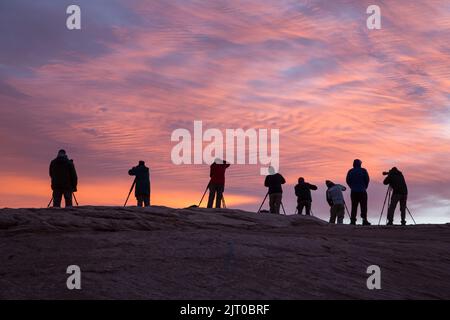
(264, 176, 270, 187)
(364, 169, 370, 188)
(383, 175, 390, 185)
(70, 160, 78, 191)
(309, 183, 318, 190)
(49, 161, 53, 178)
(338, 184, 347, 191)
(326, 191, 333, 207)
(294, 185, 300, 197)
(346, 170, 352, 187)
(280, 175, 286, 184)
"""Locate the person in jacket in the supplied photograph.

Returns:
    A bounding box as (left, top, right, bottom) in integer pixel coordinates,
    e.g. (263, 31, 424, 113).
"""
(128, 160, 151, 207)
(325, 180, 347, 224)
(383, 167, 408, 225)
(346, 159, 371, 225)
(294, 177, 318, 215)
(264, 166, 286, 214)
(207, 158, 230, 208)
(49, 149, 78, 208)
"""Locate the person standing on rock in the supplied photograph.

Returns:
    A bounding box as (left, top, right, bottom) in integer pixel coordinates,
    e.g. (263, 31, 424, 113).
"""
(294, 177, 318, 215)
(346, 159, 371, 225)
(264, 166, 286, 214)
(49, 149, 78, 208)
(383, 167, 408, 225)
(325, 180, 346, 224)
(207, 158, 230, 208)
(128, 160, 151, 207)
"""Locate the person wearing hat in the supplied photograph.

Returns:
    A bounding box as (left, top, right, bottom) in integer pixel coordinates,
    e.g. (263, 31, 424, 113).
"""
(128, 160, 151, 207)
(325, 180, 346, 224)
(294, 177, 318, 215)
(383, 167, 408, 225)
(49, 149, 78, 207)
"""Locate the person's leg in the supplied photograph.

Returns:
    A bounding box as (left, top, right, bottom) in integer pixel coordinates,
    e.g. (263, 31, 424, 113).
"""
(275, 193, 282, 214)
(52, 190, 63, 208)
(387, 194, 399, 224)
(144, 195, 150, 207)
(350, 192, 358, 223)
(337, 204, 345, 224)
(63, 191, 73, 207)
(296, 200, 302, 214)
(269, 194, 276, 213)
(207, 184, 216, 208)
(361, 191, 368, 221)
(329, 205, 337, 224)
(215, 185, 224, 208)
(137, 195, 143, 207)
(305, 201, 311, 216)
(400, 194, 407, 224)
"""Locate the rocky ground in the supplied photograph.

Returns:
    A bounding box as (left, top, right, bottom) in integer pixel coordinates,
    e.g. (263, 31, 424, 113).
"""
(0, 206, 449, 299)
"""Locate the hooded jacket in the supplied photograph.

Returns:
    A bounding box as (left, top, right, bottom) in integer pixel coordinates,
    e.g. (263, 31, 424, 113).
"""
(264, 173, 286, 194)
(383, 168, 408, 195)
(210, 161, 230, 185)
(49, 155, 78, 191)
(326, 182, 346, 206)
(346, 160, 370, 193)
(129, 164, 151, 196)
(295, 182, 317, 201)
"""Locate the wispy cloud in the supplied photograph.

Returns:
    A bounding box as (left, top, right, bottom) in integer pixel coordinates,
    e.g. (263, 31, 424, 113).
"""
(0, 0, 449, 222)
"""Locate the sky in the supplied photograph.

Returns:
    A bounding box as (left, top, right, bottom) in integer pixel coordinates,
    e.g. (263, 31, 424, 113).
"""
(0, 0, 449, 223)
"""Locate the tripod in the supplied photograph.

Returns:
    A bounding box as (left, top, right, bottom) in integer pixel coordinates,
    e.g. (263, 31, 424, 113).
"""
(378, 187, 416, 225)
(198, 183, 227, 209)
(294, 203, 314, 216)
(47, 192, 79, 208)
(257, 192, 286, 215)
(343, 202, 352, 220)
(123, 179, 136, 207)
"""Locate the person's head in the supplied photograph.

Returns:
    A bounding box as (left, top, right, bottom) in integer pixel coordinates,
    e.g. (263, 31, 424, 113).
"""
(57, 149, 66, 157)
(353, 159, 362, 168)
(325, 180, 335, 188)
(214, 158, 224, 164)
(268, 166, 276, 175)
(298, 177, 305, 184)
(139, 160, 145, 166)
(389, 166, 400, 174)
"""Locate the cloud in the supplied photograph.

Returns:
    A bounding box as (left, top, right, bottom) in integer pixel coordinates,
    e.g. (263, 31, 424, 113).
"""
(0, 0, 449, 222)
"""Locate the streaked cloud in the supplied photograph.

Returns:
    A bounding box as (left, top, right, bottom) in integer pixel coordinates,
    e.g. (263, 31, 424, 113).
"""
(0, 0, 449, 222)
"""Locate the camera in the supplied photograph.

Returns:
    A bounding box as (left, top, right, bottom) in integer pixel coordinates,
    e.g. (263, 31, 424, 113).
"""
(382, 171, 390, 176)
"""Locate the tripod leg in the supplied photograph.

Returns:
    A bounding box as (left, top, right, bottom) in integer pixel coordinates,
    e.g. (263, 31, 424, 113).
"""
(124, 179, 136, 207)
(257, 192, 269, 213)
(344, 202, 351, 220)
(72, 193, 79, 206)
(222, 196, 226, 209)
(198, 183, 210, 207)
(47, 197, 53, 208)
(280, 201, 286, 215)
(378, 188, 390, 225)
(406, 207, 416, 225)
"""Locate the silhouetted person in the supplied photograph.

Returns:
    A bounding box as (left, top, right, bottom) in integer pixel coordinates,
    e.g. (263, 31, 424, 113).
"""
(326, 180, 346, 224)
(128, 161, 151, 207)
(264, 167, 286, 214)
(294, 177, 317, 215)
(383, 167, 408, 225)
(207, 159, 230, 208)
(346, 159, 371, 225)
(49, 149, 77, 208)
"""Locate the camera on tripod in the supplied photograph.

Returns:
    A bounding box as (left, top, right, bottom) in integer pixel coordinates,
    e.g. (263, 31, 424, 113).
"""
(382, 171, 390, 176)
